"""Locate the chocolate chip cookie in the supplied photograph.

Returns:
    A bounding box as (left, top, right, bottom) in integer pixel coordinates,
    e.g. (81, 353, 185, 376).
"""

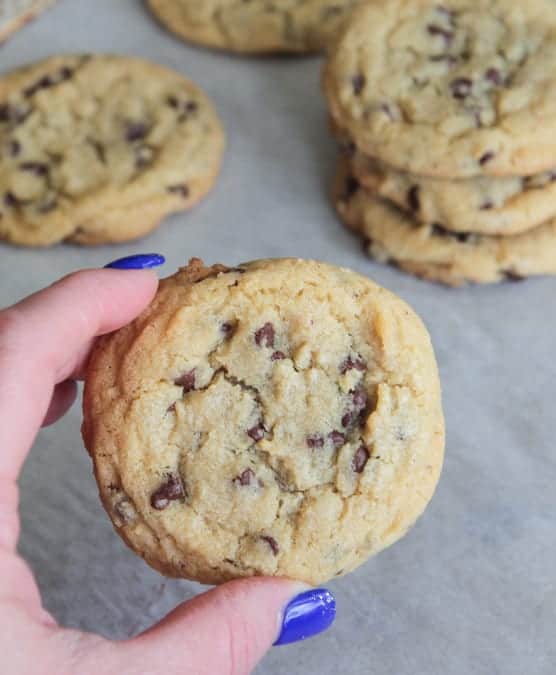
(350, 150, 556, 236)
(148, 0, 359, 54)
(335, 161, 556, 286)
(0, 0, 55, 43)
(82, 258, 444, 585)
(324, 0, 556, 177)
(0, 55, 224, 246)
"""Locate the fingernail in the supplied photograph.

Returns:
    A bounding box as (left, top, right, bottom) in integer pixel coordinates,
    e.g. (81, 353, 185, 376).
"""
(105, 253, 166, 270)
(274, 588, 336, 647)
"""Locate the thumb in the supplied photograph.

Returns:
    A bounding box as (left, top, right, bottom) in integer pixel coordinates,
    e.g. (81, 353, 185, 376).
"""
(104, 578, 336, 675)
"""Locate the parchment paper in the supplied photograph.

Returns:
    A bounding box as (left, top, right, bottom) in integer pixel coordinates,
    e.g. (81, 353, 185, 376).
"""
(0, 2, 554, 673)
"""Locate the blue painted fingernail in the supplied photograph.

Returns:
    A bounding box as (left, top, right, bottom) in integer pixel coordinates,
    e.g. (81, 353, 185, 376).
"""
(274, 588, 336, 646)
(105, 254, 166, 270)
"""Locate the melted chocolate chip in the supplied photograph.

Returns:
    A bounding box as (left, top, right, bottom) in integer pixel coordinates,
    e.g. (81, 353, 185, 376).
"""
(342, 389, 369, 428)
(126, 121, 149, 142)
(344, 175, 360, 201)
(247, 423, 265, 442)
(480, 201, 493, 210)
(261, 535, 279, 555)
(9, 140, 21, 157)
(221, 322, 235, 336)
(431, 223, 472, 242)
(485, 68, 503, 86)
(352, 74, 366, 95)
(329, 430, 346, 448)
(59, 66, 73, 81)
(427, 24, 453, 43)
(174, 369, 196, 392)
(271, 351, 286, 361)
(167, 184, 190, 198)
(407, 185, 421, 212)
(340, 355, 367, 375)
(255, 322, 275, 348)
(503, 270, 526, 282)
(0, 104, 29, 125)
(150, 474, 185, 510)
(24, 75, 54, 98)
(307, 435, 325, 449)
(4, 191, 21, 208)
(166, 96, 179, 108)
(352, 445, 370, 473)
(450, 77, 473, 99)
(234, 468, 256, 487)
(479, 151, 495, 166)
(20, 161, 48, 176)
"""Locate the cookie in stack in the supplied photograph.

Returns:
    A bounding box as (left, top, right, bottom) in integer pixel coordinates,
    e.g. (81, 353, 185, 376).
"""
(324, 0, 556, 286)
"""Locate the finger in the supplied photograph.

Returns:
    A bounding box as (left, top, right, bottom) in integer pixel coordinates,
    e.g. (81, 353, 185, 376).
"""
(100, 579, 336, 675)
(42, 380, 78, 427)
(0, 269, 159, 481)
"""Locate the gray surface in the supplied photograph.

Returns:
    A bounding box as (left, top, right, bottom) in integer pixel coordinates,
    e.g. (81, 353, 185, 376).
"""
(0, 1, 554, 673)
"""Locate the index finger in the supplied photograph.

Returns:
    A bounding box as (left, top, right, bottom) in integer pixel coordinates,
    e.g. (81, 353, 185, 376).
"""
(0, 268, 159, 481)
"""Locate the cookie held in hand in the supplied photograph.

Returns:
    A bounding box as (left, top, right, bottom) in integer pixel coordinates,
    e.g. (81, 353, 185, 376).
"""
(83, 258, 444, 585)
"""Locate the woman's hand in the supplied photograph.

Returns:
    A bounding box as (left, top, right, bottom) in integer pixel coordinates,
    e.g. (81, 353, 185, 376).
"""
(0, 259, 335, 675)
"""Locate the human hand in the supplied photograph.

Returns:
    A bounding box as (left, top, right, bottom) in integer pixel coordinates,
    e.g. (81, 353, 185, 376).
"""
(0, 255, 336, 675)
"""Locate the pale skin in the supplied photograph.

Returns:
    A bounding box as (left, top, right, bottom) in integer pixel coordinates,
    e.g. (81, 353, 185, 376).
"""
(0, 269, 304, 675)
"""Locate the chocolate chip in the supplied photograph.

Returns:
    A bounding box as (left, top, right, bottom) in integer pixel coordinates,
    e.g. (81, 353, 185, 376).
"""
(352, 74, 366, 95)
(339, 355, 366, 374)
(503, 270, 526, 282)
(271, 351, 286, 361)
(9, 140, 21, 157)
(20, 161, 48, 176)
(59, 66, 73, 81)
(186, 101, 198, 113)
(261, 535, 279, 555)
(480, 201, 493, 210)
(167, 184, 190, 198)
(166, 402, 177, 413)
(427, 24, 453, 43)
(0, 104, 29, 125)
(307, 435, 324, 449)
(340, 139, 356, 158)
(24, 75, 54, 98)
(166, 96, 179, 108)
(254, 322, 275, 348)
(485, 68, 503, 86)
(150, 474, 185, 510)
(432, 223, 472, 242)
(0, 104, 10, 122)
(4, 191, 20, 208)
(247, 423, 265, 442)
(329, 430, 346, 448)
(352, 445, 369, 473)
(174, 369, 196, 392)
(450, 77, 473, 99)
(479, 151, 495, 166)
(342, 389, 369, 428)
(407, 185, 421, 212)
(221, 322, 235, 336)
(126, 121, 148, 142)
(344, 175, 360, 201)
(233, 468, 256, 487)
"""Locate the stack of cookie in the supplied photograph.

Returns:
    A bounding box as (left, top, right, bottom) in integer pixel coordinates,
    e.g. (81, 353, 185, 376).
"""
(324, 0, 556, 286)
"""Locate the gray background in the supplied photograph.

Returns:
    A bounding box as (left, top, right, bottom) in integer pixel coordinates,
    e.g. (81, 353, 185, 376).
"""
(0, 1, 554, 673)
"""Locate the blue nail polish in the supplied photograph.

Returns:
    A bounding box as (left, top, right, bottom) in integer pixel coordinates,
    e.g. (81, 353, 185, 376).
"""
(274, 588, 336, 646)
(105, 253, 166, 270)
